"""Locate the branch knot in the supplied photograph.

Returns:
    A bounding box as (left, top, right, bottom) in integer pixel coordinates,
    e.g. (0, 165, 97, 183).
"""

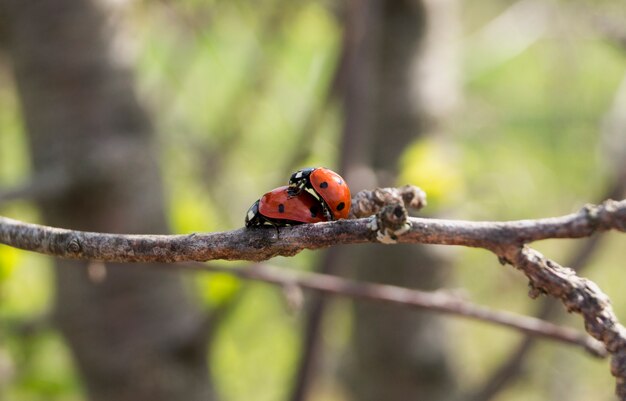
(351, 185, 425, 244)
(350, 185, 426, 218)
(66, 237, 82, 254)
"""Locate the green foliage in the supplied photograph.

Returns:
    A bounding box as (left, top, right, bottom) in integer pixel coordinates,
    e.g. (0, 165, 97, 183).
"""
(196, 270, 242, 307)
(399, 137, 465, 211)
(0, 81, 29, 186)
(0, 252, 50, 315)
(0, 246, 19, 283)
(137, 0, 340, 230)
(455, 37, 624, 219)
(4, 332, 81, 401)
(212, 285, 299, 401)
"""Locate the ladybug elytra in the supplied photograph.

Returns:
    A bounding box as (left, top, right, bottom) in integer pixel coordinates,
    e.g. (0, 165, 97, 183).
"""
(288, 167, 351, 220)
(245, 186, 328, 228)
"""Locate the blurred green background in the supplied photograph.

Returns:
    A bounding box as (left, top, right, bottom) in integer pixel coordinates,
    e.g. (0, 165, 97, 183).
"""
(1, 0, 626, 400)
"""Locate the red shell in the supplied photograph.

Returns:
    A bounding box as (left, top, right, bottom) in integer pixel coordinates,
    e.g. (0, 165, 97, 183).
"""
(259, 186, 327, 224)
(309, 168, 351, 220)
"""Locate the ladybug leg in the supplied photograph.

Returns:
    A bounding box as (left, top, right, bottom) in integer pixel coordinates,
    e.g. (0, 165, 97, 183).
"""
(287, 185, 302, 196)
(287, 179, 309, 197)
(288, 168, 315, 195)
(320, 202, 333, 221)
(271, 221, 281, 238)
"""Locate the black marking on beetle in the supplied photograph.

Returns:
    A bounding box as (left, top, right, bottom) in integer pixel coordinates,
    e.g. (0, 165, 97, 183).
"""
(278, 204, 285, 213)
(310, 206, 318, 218)
(336, 202, 345, 211)
(320, 181, 329, 189)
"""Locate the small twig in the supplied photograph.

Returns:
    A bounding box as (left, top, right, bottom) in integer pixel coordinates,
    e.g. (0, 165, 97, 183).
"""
(288, 249, 340, 401)
(471, 61, 626, 400)
(173, 262, 605, 356)
(501, 246, 626, 398)
(468, 233, 606, 401)
(469, 187, 622, 401)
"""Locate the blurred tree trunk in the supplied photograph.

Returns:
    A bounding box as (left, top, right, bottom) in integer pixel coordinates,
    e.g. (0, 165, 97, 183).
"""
(0, 1, 215, 401)
(339, 1, 460, 400)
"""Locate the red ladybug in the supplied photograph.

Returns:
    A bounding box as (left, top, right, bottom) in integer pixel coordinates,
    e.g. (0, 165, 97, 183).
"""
(245, 186, 328, 227)
(288, 167, 351, 220)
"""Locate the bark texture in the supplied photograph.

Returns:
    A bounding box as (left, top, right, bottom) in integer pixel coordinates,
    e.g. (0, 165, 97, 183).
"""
(4, 198, 626, 262)
(0, 1, 215, 400)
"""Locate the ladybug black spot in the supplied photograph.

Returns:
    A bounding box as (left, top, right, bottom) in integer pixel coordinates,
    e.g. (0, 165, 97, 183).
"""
(278, 204, 285, 213)
(336, 202, 345, 211)
(320, 181, 329, 189)
(310, 206, 318, 218)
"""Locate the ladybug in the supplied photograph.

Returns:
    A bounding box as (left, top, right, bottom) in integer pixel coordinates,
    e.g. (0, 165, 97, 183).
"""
(288, 167, 351, 220)
(245, 186, 328, 227)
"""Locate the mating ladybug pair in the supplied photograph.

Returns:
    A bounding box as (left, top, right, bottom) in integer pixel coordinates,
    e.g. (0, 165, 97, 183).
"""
(245, 167, 351, 228)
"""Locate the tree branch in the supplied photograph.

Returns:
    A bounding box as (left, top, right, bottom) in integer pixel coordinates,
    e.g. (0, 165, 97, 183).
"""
(470, 182, 626, 401)
(502, 246, 626, 398)
(2, 196, 626, 397)
(468, 232, 606, 401)
(174, 262, 605, 357)
(471, 58, 626, 397)
(0, 199, 624, 263)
